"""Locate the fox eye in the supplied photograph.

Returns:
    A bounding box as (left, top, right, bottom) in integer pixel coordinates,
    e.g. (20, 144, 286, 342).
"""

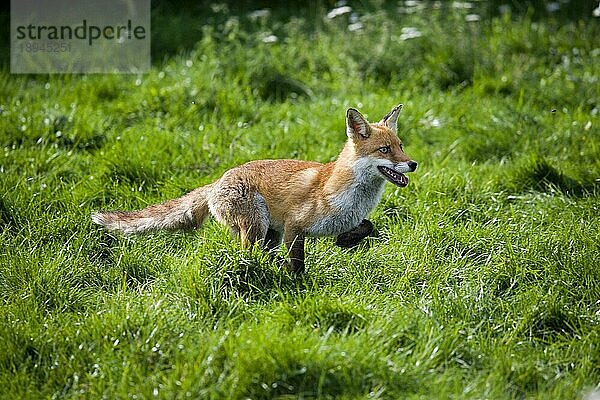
(379, 146, 390, 154)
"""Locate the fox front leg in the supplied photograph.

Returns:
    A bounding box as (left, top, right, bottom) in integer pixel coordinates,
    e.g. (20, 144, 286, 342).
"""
(335, 219, 374, 248)
(284, 229, 305, 274)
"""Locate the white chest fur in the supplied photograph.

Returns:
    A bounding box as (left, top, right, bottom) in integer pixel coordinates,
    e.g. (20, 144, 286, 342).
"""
(306, 158, 386, 237)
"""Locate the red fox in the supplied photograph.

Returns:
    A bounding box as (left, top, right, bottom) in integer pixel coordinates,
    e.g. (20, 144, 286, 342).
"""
(92, 105, 417, 273)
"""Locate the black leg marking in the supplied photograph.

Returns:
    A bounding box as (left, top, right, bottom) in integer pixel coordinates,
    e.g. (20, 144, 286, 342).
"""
(335, 219, 374, 248)
(287, 234, 305, 274)
(264, 228, 283, 252)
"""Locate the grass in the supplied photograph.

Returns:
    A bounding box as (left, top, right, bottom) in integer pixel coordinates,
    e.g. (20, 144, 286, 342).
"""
(1, 1, 600, 398)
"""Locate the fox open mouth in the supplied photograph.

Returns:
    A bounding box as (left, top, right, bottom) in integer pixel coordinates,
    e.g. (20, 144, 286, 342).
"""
(377, 166, 409, 187)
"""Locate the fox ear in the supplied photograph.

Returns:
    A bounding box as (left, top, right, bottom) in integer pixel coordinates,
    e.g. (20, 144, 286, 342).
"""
(346, 108, 370, 139)
(379, 104, 403, 133)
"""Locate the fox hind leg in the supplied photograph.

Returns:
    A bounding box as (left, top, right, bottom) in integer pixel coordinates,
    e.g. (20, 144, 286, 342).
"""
(238, 219, 269, 249)
(209, 188, 270, 249)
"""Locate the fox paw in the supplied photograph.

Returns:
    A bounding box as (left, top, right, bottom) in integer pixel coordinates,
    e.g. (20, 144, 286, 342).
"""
(283, 259, 305, 274)
(335, 219, 374, 248)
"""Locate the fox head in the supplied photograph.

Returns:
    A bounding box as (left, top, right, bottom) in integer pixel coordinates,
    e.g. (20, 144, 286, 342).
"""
(345, 104, 417, 187)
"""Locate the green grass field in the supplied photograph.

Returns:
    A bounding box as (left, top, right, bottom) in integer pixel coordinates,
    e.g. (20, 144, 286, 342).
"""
(1, 1, 600, 398)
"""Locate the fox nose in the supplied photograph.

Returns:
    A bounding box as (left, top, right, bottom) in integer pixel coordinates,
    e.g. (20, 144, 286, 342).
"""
(407, 161, 418, 172)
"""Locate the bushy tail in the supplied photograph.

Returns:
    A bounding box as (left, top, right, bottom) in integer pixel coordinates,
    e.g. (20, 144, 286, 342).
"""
(92, 184, 214, 234)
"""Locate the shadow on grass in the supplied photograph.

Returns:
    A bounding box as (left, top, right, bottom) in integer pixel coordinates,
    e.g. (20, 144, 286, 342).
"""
(219, 256, 301, 300)
(279, 297, 369, 334)
(102, 159, 164, 191)
(503, 155, 596, 197)
(252, 69, 313, 102)
(0, 197, 19, 233)
(516, 297, 582, 341)
(84, 230, 175, 293)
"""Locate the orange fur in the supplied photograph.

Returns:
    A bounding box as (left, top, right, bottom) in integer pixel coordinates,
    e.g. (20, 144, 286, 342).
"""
(92, 105, 418, 272)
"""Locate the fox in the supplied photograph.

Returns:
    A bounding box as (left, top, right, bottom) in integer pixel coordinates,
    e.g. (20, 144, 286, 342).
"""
(92, 104, 417, 273)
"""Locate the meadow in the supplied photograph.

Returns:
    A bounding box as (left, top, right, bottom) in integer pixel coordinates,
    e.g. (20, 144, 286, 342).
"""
(1, 1, 599, 398)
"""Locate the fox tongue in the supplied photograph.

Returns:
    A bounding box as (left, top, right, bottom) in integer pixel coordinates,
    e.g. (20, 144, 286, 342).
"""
(377, 166, 409, 187)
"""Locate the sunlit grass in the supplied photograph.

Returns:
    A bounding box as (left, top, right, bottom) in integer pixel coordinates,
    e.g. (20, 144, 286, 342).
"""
(1, 2, 599, 399)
